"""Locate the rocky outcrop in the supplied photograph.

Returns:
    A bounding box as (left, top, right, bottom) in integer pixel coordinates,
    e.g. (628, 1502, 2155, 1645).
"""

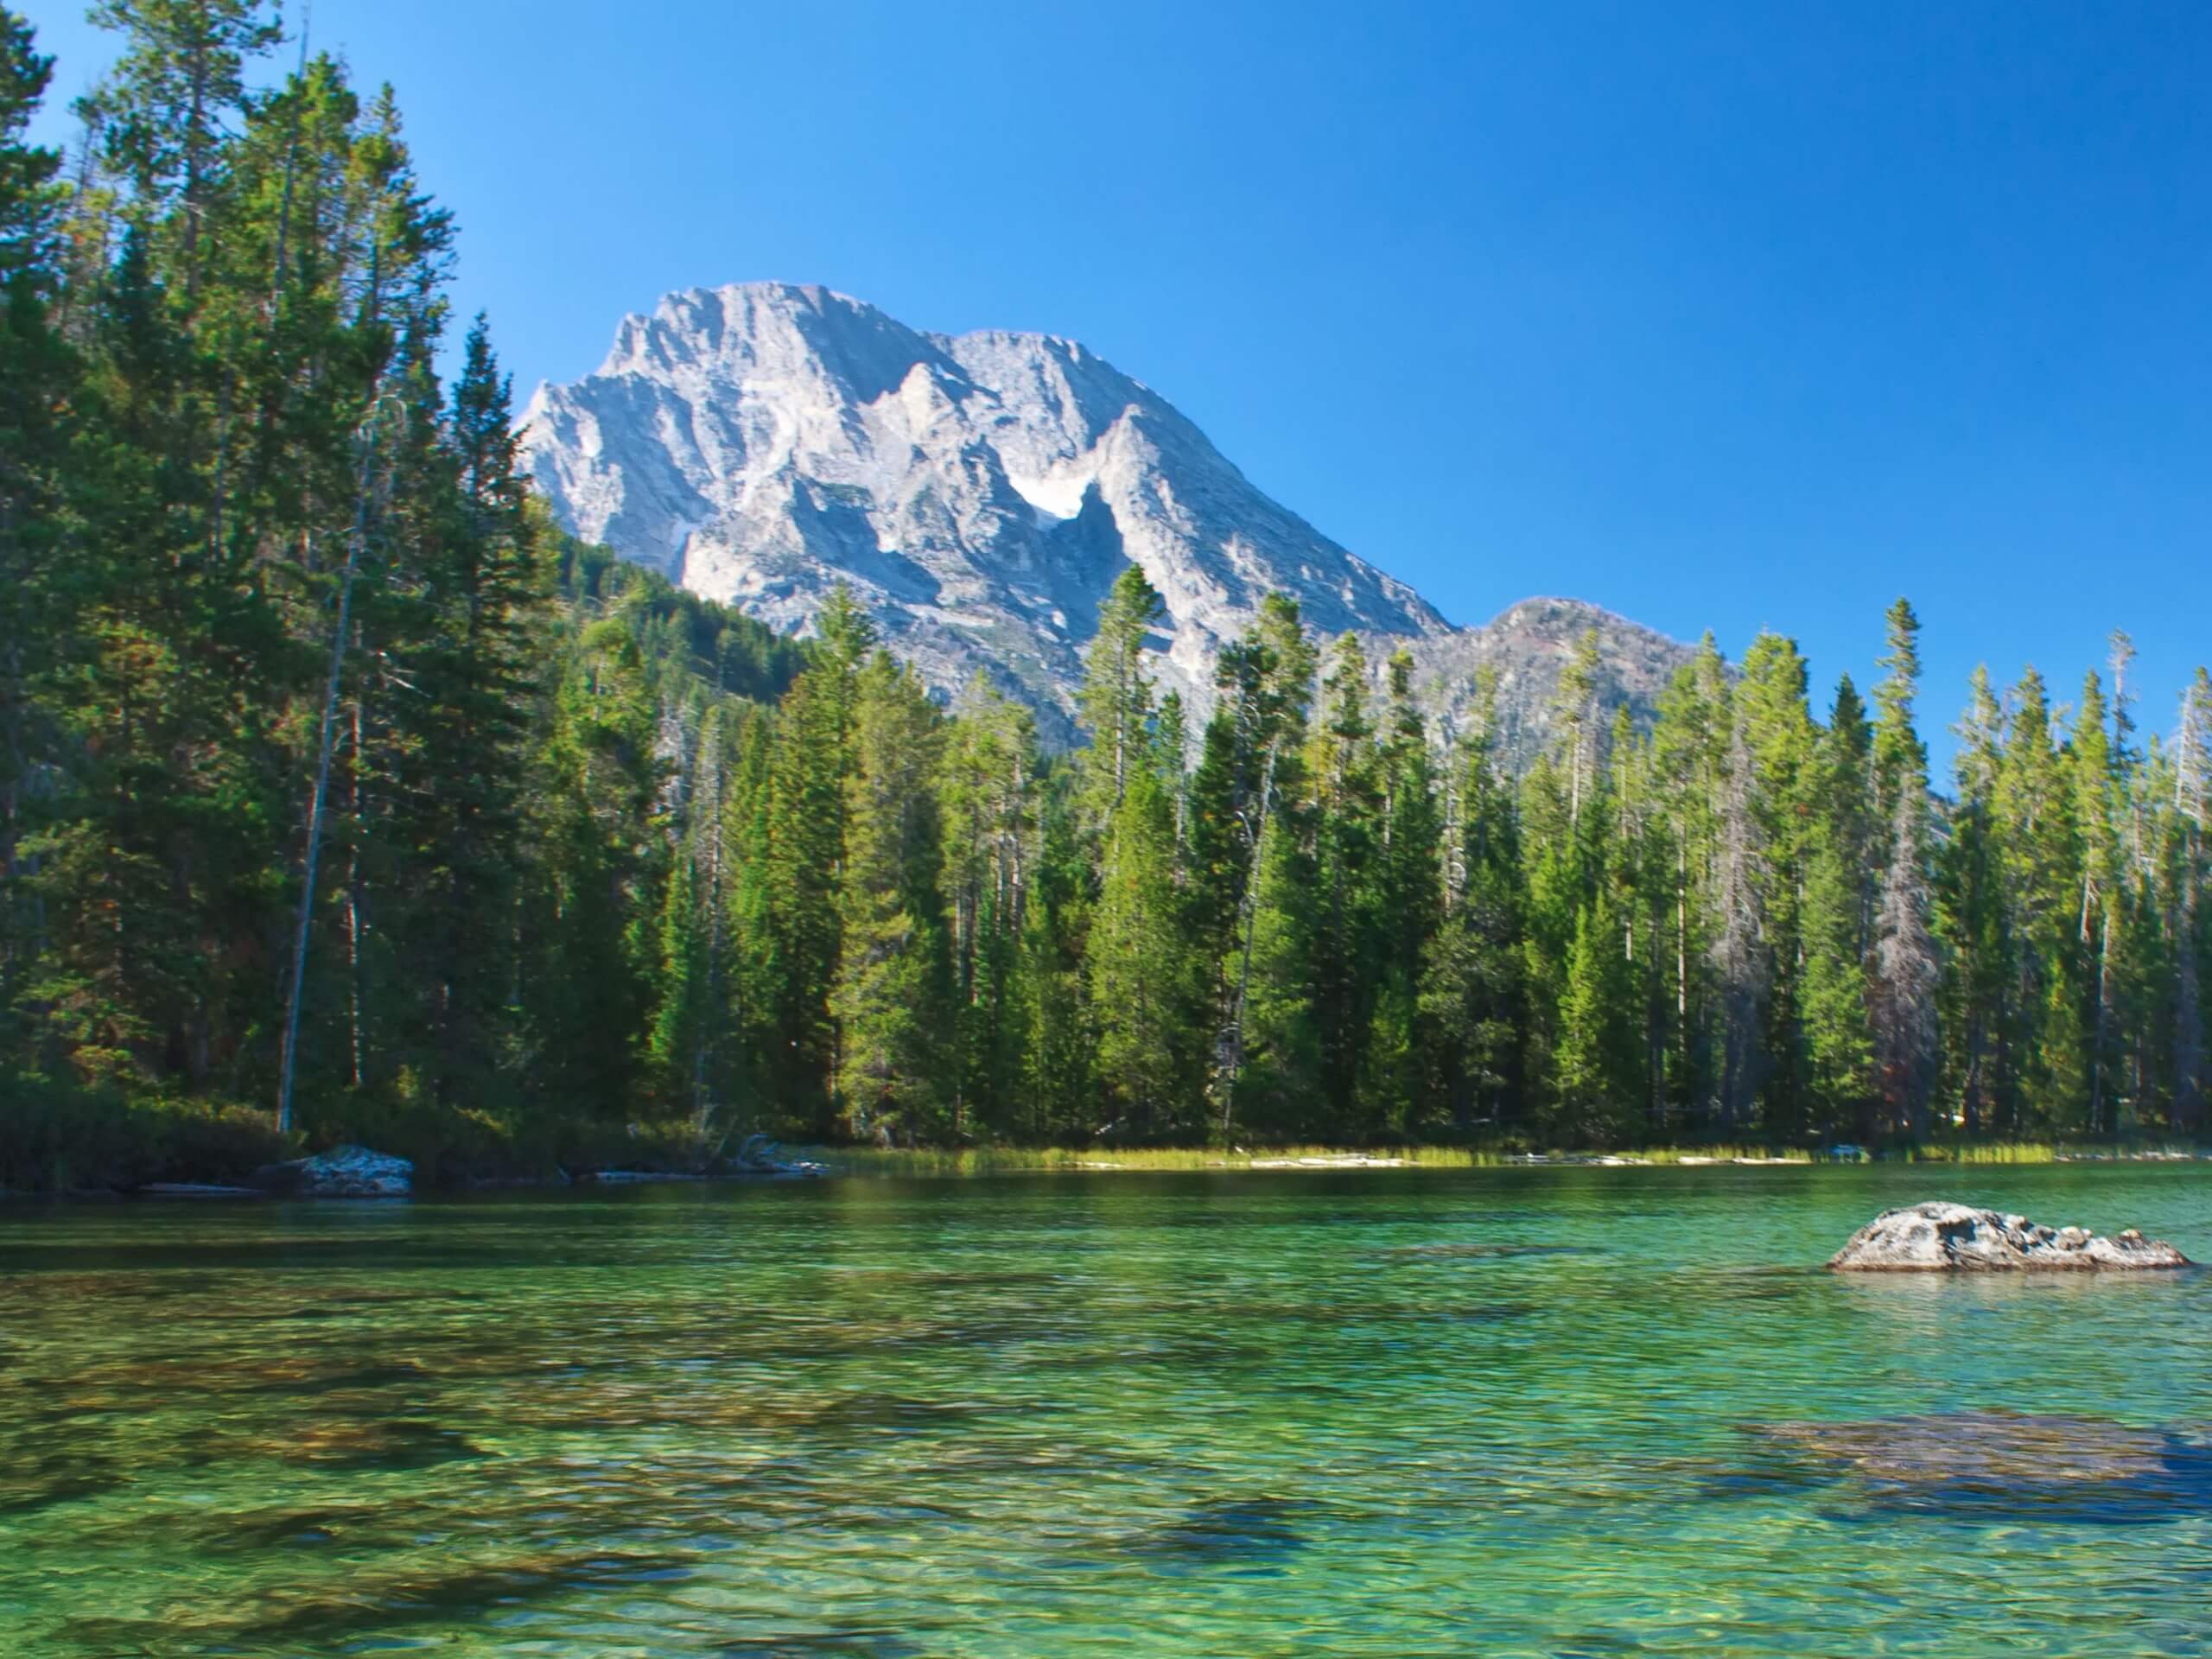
(257, 1145, 413, 1198)
(733, 1134, 828, 1179)
(1394, 597, 1704, 772)
(1829, 1202, 2190, 1271)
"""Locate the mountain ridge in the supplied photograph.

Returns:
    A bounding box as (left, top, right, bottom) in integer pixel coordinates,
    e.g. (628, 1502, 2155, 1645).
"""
(518, 281, 1695, 754)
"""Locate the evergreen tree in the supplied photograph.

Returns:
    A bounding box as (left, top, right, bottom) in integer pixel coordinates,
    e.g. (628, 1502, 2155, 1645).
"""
(938, 675, 1038, 1138)
(1554, 897, 1631, 1141)
(2173, 668, 2212, 1132)
(1801, 679, 1875, 1138)
(1015, 771, 1092, 1141)
(1736, 632, 1819, 1134)
(1941, 666, 2010, 1134)
(0, 9, 66, 1072)
(1077, 566, 1162, 822)
(1308, 633, 1382, 1123)
(1711, 704, 1767, 1132)
(1871, 773, 1942, 1138)
(1196, 594, 1315, 1138)
(79, 0, 282, 298)
(830, 652, 949, 1139)
(1862, 588, 1939, 1141)
(1087, 736, 1199, 1135)
(1420, 667, 1524, 1132)
(1994, 667, 2086, 1131)
(1359, 650, 1444, 1133)
(2072, 668, 2123, 1135)
(1647, 635, 1730, 1124)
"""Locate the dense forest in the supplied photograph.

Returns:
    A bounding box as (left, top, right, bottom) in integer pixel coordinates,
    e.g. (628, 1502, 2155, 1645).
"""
(3, 7, 2209, 1185)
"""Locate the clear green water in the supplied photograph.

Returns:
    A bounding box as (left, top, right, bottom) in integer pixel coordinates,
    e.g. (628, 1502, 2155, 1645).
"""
(5, 1165, 2212, 1657)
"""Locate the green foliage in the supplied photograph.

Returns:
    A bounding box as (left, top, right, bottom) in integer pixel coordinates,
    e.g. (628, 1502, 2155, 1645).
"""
(3, 7, 2208, 1179)
(830, 652, 950, 1137)
(0, 1075, 284, 1192)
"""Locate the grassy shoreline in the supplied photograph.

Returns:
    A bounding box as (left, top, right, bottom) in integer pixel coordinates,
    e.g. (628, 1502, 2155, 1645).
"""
(8, 1079, 2210, 1196)
(795, 1141, 2212, 1176)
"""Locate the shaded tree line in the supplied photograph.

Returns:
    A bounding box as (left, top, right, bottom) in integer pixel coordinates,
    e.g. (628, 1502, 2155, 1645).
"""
(3, 6, 2209, 1166)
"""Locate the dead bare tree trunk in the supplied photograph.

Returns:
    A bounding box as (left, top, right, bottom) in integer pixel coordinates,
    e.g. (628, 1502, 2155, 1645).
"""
(1871, 781, 1941, 1141)
(276, 396, 396, 1134)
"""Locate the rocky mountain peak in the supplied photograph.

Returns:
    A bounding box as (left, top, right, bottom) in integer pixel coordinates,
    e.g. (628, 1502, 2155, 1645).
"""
(518, 283, 1691, 752)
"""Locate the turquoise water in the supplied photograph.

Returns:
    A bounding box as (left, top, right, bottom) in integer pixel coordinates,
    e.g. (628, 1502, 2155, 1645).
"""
(4, 1164, 2211, 1656)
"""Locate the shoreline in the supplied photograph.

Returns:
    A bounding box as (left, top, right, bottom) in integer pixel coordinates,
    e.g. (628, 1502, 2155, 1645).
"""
(11, 1141, 2212, 1204)
(805, 1141, 2212, 1177)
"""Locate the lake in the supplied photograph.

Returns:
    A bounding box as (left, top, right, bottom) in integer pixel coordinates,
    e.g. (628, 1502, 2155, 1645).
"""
(5, 1164, 2211, 1656)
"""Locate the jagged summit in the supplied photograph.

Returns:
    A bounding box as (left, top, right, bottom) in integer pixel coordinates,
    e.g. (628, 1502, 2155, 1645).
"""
(518, 282, 1688, 748)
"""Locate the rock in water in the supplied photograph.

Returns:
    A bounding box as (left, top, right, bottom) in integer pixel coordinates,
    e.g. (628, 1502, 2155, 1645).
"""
(1829, 1202, 2190, 1271)
(294, 1146, 412, 1198)
(1757, 1412, 2175, 1487)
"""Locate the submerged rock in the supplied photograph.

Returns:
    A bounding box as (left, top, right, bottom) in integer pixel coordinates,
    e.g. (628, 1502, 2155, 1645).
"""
(1751, 1410, 2212, 1521)
(1758, 1412, 2171, 1486)
(1829, 1202, 2189, 1271)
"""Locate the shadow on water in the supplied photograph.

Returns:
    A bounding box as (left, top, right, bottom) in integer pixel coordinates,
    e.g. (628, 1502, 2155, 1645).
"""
(1119, 1496, 1318, 1575)
(1376, 1242, 1599, 1261)
(715, 1633, 931, 1659)
(281, 1417, 490, 1471)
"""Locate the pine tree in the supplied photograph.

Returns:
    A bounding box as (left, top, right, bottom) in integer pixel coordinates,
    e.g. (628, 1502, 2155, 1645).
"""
(830, 652, 949, 1140)
(1078, 566, 1162, 823)
(2072, 669, 2123, 1135)
(79, 0, 282, 299)
(2172, 668, 2212, 1132)
(1087, 740, 1199, 1135)
(1801, 680, 1875, 1139)
(1014, 771, 1092, 1141)
(1648, 635, 1730, 1125)
(1736, 632, 1820, 1135)
(1941, 665, 2011, 1135)
(1554, 898, 1630, 1141)
(1872, 778, 1941, 1137)
(1872, 598, 1928, 827)
(1711, 703, 1767, 1133)
(1554, 625, 1602, 830)
(1236, 804, 1323, 1135)
(1862, 615, 1938, 1141)
(1420, 666, 1525, 1134)
(757, 584, 873, 1128)
(1358, 650, 1444, 1133)
(1994, 667, 2086, 1131)
(518, 611, 664, 1119)
(1196, 594, 1315, 1138)
(1309, 633, 1382, 1124)
(0, 9, 67, 1071)
(938, 674, 1038, 1138)
(403, 319, 545, 1109)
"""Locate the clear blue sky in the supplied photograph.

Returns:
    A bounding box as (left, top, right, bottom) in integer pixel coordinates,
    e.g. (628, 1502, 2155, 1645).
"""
(22, 0, 2212, 768)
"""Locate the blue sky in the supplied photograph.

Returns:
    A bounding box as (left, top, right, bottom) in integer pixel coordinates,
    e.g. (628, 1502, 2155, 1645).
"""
(22, 0, 2211, 767)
